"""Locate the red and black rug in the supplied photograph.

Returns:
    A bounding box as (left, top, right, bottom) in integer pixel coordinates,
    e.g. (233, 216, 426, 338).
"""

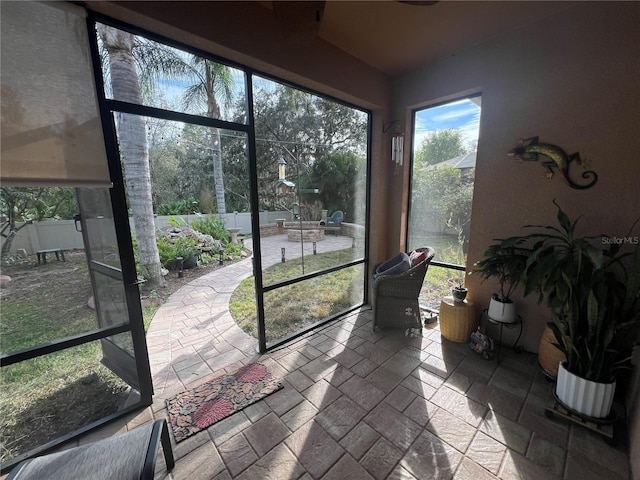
(165, 362, 282, 442)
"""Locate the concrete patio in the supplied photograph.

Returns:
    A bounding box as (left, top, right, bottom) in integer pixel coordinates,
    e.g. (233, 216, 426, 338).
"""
(36, 235, 633, 479)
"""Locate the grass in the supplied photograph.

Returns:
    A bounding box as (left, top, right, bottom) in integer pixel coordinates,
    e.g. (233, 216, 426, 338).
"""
(0, 247, 244, 464)
(0, 253, 129, 463)
(231, 249, 365, 342)
(409, 234, 468, 309)
(1, 344, 128, 463)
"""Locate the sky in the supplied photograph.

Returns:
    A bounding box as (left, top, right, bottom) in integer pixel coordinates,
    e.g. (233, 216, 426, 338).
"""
(413, 97, 481, 153)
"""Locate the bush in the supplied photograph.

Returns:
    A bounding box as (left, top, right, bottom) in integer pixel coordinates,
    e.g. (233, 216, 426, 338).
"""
(156, 235, 200, 269)
(156, 198, 200, 215)
(190, 216, 230, 243)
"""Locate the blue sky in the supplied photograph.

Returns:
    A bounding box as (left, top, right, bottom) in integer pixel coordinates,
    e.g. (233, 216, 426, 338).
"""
(413, 97, 481, 152)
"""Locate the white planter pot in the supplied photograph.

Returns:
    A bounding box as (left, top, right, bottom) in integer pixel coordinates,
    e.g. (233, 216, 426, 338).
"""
(556, 362, 616, 419)
(487, 297, 516, 323)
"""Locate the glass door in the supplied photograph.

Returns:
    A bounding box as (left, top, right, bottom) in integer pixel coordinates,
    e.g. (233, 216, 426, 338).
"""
(76, 187, 152, 391)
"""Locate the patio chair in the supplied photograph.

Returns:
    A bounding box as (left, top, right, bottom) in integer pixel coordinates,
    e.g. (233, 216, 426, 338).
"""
(325, 210, 344, 235)
(372, 246, 435, 332)
(6, 419, 174, 480)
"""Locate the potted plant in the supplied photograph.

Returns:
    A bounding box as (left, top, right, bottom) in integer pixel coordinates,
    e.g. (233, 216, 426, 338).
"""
(174, 237, 201, 269)
(472, 241, 529, 323)
(501, 201, 640, 418)
(451, 283, 468, 303)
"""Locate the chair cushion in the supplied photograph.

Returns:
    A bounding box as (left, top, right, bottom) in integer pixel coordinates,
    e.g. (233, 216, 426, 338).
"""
(409, 249, 427, 267)
(372, 252, 411, 284)
(7, 422, 155, 480)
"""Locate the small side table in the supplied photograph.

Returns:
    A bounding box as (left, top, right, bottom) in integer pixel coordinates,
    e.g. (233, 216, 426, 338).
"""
(439, 296, 476, 342)
(481, 309, 523, 364)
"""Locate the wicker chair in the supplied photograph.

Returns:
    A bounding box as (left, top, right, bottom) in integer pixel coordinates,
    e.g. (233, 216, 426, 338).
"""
(372, 247, 435, 331)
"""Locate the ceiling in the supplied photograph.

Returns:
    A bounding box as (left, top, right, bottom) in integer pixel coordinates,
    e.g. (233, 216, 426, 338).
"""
(287, 1, 580, 76)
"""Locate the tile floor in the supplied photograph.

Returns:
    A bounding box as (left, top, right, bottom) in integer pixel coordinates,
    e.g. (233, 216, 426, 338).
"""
(85, 309, 631, 480)
(8, 238, 631, 480)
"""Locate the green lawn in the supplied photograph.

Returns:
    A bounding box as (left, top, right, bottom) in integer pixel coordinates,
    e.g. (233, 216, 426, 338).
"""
(0, 253, 128, 464)
(409, 234, 468, 309)
(231, 249, 365, 342)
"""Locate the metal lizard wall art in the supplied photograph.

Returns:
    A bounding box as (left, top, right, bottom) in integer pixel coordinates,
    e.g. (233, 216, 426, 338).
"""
(508, 136, 598, 190)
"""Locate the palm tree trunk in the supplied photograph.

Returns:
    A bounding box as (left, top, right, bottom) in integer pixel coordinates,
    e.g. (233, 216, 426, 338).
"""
(99, 25, 165, 289)
(205, 63, 226, 216)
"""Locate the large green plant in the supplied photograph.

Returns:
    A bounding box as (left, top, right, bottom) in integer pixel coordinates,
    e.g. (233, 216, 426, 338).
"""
(472, 243, 529, 302)
(498, 201, 640, 383)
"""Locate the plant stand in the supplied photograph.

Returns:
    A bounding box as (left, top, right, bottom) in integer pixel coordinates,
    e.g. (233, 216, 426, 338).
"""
(481, 309, 523, 364)
(544, 392, 618, 445)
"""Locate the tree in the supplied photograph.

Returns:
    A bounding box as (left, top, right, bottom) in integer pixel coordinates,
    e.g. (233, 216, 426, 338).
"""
(302, 151, 366, 222)
(249, 82, 367, 214)
(0, 187, 79, 256)
(99, 25, 165, 289)
(135, 41, 234, 215)
(415, 129, 467, 168)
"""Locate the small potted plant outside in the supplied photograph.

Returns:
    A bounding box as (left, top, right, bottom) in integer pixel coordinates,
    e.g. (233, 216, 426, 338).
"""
(451, 283, 468, 303)
(500, 201, 640, 418)
(472, 241, 529, 323)
(174, 236, 201, 269)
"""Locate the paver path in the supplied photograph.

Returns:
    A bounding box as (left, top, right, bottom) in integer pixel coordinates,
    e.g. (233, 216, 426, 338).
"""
(146, 234, 354, 398)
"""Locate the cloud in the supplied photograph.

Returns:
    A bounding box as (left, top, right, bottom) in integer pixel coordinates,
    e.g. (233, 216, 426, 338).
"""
(413, 98, 481, 152)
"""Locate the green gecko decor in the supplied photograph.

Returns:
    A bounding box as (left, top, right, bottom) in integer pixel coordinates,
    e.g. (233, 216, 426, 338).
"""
(508, 136, 598, 190)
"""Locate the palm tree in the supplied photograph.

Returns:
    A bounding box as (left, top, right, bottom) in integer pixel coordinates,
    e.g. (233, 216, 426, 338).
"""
(135, 41, 234, 215)
(98, 25, 165, 288)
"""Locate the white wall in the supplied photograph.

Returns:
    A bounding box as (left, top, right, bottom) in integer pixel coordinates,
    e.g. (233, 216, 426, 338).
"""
(5, 211, 293, 254)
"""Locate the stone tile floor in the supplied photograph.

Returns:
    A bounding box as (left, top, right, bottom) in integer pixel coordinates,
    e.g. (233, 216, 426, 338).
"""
(85, 309, 631, 479)
(12, 237, 630, 480)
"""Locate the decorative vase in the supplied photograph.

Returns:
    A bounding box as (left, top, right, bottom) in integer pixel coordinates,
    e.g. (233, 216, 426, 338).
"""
(487, 296, 516, 323)
(537, 325, 566, 379)
(451, 287, 468, 303)
(556, 362, 616, 419)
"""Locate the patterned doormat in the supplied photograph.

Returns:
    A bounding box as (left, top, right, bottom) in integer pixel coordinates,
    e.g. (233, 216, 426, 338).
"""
(165, 362, 283, 442)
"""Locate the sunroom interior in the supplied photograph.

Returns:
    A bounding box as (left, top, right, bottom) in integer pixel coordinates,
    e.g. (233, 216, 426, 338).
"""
(2, 1, 639, 479)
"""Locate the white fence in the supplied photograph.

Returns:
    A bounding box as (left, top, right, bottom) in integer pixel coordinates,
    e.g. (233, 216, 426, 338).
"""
(4, 211, 294, 255)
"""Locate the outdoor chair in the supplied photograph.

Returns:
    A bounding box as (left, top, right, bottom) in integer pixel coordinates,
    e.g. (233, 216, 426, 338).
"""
(325, 210, 344, 234)
(6, 419, 174, 480)
(372, 246, 435, 332)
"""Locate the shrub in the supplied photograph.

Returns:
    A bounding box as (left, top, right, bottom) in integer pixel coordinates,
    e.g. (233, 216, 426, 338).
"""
(156, 235, 200, 269)
(190, 216, 230, 243)
(156, 198, 200, 215)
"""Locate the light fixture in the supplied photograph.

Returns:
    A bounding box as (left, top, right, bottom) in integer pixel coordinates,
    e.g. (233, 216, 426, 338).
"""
(73, 214, 82, 232)
(177, 256, 184, 278)
(392, 133, 404, 165)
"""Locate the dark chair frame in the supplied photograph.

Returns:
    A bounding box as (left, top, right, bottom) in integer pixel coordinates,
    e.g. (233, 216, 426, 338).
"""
(372, 247, 436, 331)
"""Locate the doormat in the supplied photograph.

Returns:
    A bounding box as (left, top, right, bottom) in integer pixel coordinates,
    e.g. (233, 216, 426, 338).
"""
(165, 362, 283, 442)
